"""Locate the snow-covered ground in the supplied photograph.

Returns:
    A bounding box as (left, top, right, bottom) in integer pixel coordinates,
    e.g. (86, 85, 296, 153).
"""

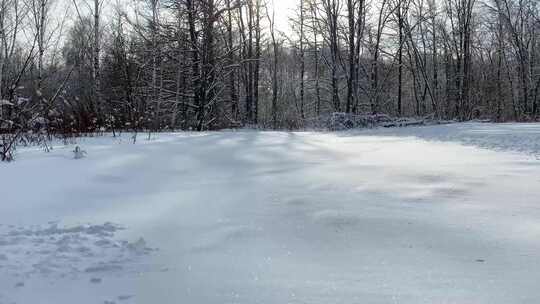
(1, 123, 540, 304)
(357, 122, 540, 156)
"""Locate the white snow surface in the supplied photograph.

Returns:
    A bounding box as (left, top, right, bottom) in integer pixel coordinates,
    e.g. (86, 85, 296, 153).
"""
(1, 123, 540, 303)
(358, 122, 540, 156)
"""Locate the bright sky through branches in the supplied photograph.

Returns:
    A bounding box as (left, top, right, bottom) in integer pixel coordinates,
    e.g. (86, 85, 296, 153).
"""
(271, 0, 296, 33)
(94, 0, 296, 34)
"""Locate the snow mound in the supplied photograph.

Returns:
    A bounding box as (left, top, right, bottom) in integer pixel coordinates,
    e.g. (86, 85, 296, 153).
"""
(0, 222, 157, 279)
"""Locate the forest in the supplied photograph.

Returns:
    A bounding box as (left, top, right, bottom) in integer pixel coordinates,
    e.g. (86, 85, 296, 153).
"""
(1, 0, 540, 160)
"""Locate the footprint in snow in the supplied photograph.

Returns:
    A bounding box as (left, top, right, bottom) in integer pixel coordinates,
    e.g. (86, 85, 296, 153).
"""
(0, 222, 160, 280)
(117, 295, 134, 301)
(90, 278, 102, 284)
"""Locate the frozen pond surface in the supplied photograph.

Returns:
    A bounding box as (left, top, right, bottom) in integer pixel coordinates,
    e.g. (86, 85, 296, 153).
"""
(1, 123, 540, 304)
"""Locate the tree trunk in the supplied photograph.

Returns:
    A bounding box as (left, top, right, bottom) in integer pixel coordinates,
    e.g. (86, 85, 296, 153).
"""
(346, 0, 355, 113)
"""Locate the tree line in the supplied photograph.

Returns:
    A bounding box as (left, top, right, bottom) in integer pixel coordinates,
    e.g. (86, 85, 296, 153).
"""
(1, 0, 540, 159)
